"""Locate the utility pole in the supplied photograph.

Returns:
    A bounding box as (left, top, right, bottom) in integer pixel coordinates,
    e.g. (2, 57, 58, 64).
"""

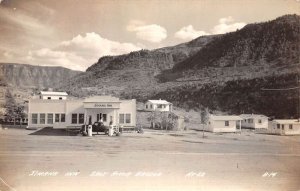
(261, 74, 300, 119)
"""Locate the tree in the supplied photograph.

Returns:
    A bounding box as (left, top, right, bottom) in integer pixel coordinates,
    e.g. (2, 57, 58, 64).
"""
(4, 89, 26, 126)
(200, 107, 209, 138)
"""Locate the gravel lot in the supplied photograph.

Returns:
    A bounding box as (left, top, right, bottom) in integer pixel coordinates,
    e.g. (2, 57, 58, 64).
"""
(0, 127, 299, 191)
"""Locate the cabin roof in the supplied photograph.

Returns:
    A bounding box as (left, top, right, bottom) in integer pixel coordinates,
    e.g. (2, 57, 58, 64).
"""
(273, 119, 300, 124)
(240, 114, 268, 119)
(147, 100, 171, 104)
(210, 115, 242, 121)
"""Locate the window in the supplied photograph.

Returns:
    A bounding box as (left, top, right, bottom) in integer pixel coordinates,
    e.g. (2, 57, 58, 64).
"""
(119, 113, 131, 124)
(146, 105, 148, 109)
(103, 114, 107, 122)
(97, 113, 107, 122)
(71, 113, 78, 124)
(258, 119, 262, 124)
(47, 97, 51, 100)
(79, 113, 84, 124)
(40, 113, 45, 124)
(157, 104, 163, 108)
(150, 104, 153, 109)
(61, 114, 65, 122)
(277, 124, 280, 129)
(225, 121, 229, 126)
(125, 114, 131, 124)
(281, 124, 284, 130)
(32, 114, 38, 124)
(119, 114, 125, 124)
(55, 114, 60, 122)
(289, 124, 293, 130)
(47, 114, 53, 124)
(59, 97, 62, 100)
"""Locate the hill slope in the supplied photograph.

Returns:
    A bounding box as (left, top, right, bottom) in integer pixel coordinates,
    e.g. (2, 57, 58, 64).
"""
(60, 14, 300, 118)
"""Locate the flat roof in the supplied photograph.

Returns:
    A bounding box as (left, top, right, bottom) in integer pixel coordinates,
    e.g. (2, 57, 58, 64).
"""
(210, 115, 242, 121)
(273, 119, 300, 124)
(84, 96, 120, 103)
(240, 114, 268, 119)
(40, 91, 68, 96)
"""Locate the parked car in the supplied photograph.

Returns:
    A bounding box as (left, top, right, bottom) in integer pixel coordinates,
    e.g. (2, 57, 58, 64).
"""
(80, 122, 109, 136)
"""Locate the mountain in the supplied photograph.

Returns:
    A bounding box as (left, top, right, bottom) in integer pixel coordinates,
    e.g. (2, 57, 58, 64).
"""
(0, 63, 81, 88)
(60, 14, 300, 118)
(59, 35, 217, 97)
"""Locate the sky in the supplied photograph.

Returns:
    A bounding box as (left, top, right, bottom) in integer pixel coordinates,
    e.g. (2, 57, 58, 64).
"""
(0, 0, 299, 71)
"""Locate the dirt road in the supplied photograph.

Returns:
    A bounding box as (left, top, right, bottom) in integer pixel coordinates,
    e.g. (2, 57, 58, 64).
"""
(0, 128, 299, 191)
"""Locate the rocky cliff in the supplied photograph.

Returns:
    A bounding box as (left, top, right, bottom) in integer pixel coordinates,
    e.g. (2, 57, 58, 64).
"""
(0, 63, 81, 88)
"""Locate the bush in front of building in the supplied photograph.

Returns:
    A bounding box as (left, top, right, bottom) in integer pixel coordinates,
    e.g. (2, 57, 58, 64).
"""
(147, 111, 184, 131)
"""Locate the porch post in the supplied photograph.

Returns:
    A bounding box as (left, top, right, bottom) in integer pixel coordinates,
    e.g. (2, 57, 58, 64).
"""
(240, 120, 242, 134)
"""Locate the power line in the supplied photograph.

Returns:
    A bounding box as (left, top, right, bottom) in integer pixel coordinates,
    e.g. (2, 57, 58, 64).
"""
(261, 86, 300, 91)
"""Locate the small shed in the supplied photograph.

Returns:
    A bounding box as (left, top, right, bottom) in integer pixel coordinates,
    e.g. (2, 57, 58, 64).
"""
(206, 115, 242, 133)
(268, 119, 300, 135)
(240, 114, 268, 129)
(145, 99, 172, 112)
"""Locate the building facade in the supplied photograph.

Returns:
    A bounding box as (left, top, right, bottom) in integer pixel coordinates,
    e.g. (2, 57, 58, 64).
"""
(205, 115, 242, 133)
(240, 114, 268, 129)
(144, 99, 172, 112)
(268, 119, 300, 135)
(27, 93, 136, 129)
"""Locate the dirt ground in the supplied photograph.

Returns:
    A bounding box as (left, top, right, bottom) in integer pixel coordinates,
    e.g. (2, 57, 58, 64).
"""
(0, 125, 299, 191)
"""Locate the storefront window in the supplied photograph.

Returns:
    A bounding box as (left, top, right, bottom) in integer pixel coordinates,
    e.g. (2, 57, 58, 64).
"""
(40, 113, 45, 124)
(126, 114, 131, 124)
(61, 114, 65, 122)
(47, 114, 53, 124)
(55, 114, 60, 122)
(71, 113, 77, 124)
(32, 114, 38, 124)
(79, 113, 84, 124)
(119, 114, 125, 124)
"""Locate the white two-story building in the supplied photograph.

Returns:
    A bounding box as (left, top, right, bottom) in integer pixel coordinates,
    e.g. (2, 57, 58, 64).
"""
(144, 99, 172, 112)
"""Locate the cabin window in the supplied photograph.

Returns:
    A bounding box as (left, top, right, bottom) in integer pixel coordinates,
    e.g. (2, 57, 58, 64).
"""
(289, 124, 293, 130)
(146, 105, 148, 109)
(225, 121, 229, 126)
(40, 113, 46, 124)
(79, 113, 84, 124)
(61, 114, 65, 122)
(59, 97, 62, 100)
(150, 105, 153, 109)
(277, 124, 280, 129)
(157, 104, 163, 108)
(47, 114, 53, 124)
(47, 97, 51, 100)
(258, 119, 262, 124)
(71, 114, 78, 124)
(281, 124, 284, 130)
(32, 114, 38, 124)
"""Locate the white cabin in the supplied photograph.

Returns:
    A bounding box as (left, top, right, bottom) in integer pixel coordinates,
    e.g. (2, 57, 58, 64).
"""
(206, 115, 242, 133)
(240, 114, 268, 129)
(145, 99, 172, 112)
(268, 119, 300, 135)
